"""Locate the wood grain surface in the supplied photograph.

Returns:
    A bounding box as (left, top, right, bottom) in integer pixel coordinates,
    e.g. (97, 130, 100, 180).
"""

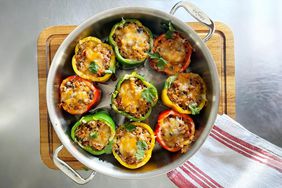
(37, 22, 235, 169)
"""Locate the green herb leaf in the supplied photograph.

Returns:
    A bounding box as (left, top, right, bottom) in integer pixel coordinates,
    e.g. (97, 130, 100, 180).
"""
(135, 140, 148, 160)
(147, 52, 160, 59)
(89, 132, 98, 139)
(165, 22, 176, 39)
(147, 52, 168, 70)
(185, 67, 192, 73)
(161, 22, 169, 31)
(121, 17, 126, 23)
(124, 123, 136, 131)
(104, 69, 113, 74)
(104, 141, 113, 154)
(166, 75, 177, 88)
(142, 87, 156, 104)
(188, 103, 201, 115)
(89, 61, 99, 73)
(103, 38, 109, 43)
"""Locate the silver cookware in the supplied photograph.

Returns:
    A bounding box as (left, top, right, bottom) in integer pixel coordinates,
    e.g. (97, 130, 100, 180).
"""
(46, 1, 219, 184)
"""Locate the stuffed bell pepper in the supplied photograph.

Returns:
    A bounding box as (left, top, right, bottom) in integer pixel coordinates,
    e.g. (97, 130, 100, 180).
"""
(111, 72, 158, 121)
(109, 18, 153, 67)
(59, 75, 101, 115)
(71, 111, 116, 155)
(155, 110, 195, 153)
(162, 73, 207, 115)
(149, 22, 193, 75)
(112, 122, 155, 169)
(72, 36, 116, 82)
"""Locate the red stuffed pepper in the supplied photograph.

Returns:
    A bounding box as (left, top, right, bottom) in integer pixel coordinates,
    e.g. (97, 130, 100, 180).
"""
(149, 29, 192, 75)
(59, 75, 101, 115)
(155, 109, 195, 153)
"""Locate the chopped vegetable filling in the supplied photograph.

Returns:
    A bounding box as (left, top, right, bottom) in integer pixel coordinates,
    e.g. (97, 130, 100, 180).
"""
(150, 32, 192, 75)
(113, 22, 150, 61)
(160, 115, 194, 153)
(60, 77, 95, 113)
(113, 125, 152, 165)
(75, 120, 111, 151)
(114, 77, 151, 118)
(167, 74, 206, 112)
(75, 40, 112, 77)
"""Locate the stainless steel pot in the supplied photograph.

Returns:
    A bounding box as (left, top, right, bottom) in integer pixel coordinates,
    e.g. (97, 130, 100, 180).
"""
(46, 1, 219, 184)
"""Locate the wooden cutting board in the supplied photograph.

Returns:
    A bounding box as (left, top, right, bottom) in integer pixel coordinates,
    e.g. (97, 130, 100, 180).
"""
(37, 22, 235, 169)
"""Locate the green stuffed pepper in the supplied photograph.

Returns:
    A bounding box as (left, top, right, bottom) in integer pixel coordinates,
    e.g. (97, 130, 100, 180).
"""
(109, 18, 153, 67)
(111, 72, 158, 121)
(71, 111, 116, 155)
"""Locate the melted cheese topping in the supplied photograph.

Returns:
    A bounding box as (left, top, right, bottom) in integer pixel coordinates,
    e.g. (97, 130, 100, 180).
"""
(157, 37, 186, 65)
(167, 73, 206, 110)
(75, 120, 112, 151)
(160, 116, 194, 152)
(60, 78, 93, 114)
(119, 79, 143, 113)
(114, 23, 150, 61)
(152, 33, 192, 74)
(113, 126, 152, 164)
(115, 78, 149, 118)
(75, 40, 112, 76)
(119, 131, 138, 157)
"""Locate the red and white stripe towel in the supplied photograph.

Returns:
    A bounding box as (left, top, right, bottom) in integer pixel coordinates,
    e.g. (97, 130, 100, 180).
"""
(167, 114, 282, 188)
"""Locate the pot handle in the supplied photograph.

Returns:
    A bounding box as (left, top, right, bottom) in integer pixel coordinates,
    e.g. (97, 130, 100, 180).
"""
(53, 145, 96, 184)
(170, 1, 215, 42)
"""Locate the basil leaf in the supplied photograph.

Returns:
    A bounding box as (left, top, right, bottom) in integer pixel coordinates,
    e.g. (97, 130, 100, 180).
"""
(124, 123, 136, 131)
(165, 22, 176, 39)
(135, 140, 148, 160)
(188, 103, 201, 115)
(104, 140, 113, 154)
(147, 52, 168, 70)
(89, 61, 99, 73)
(89, 132, 98, 139)
(142, 87, 156, 104)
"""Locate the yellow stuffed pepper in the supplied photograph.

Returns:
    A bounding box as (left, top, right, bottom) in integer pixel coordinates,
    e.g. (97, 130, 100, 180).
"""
(72, 36, 116, 82)
(112, 122, 155, 169)
(162, 73, 207, 115)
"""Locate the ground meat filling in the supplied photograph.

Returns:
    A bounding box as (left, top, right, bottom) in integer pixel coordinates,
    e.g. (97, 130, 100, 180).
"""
(113, 126, 152, 165)
(160, 115, 195, 153)
(114, 77, 151, 118)
(167, 74, 206, 111)
(113, 22, 150, 61)
(60, 79, 94, 112)
(75, 40, 112, 77)
(75, 120, 111, 151)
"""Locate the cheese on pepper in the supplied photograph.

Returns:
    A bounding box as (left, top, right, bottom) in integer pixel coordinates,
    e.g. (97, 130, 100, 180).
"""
(59, 76, 100, 115)
(112, 122, 155, 169)
(114, 22, 150, 61)
(72, 37, 116, 82)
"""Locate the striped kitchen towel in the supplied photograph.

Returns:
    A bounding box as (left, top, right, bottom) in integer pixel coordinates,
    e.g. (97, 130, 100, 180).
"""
(167, 114, 282, 188)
